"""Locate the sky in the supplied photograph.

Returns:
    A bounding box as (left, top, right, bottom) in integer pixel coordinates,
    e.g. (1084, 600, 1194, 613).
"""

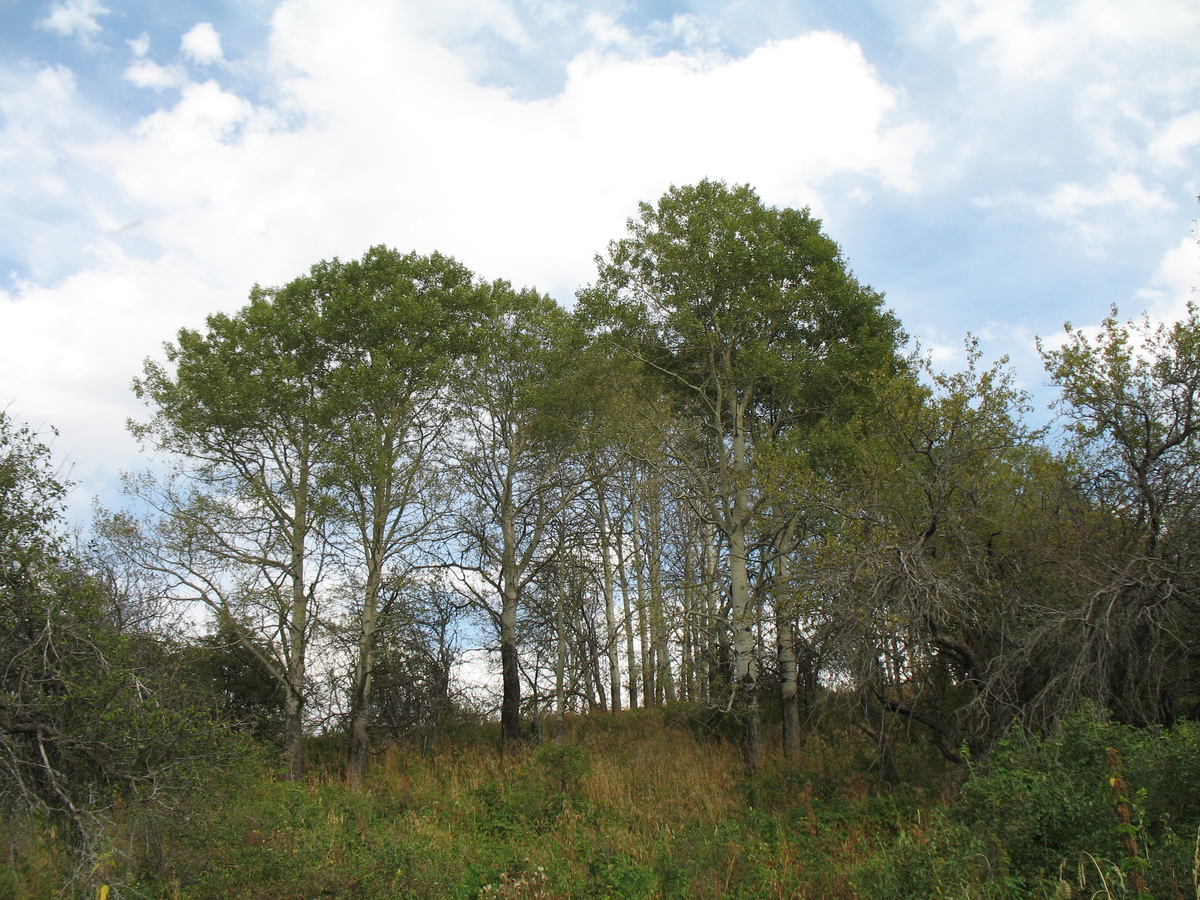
(2, 0, 1198, 519)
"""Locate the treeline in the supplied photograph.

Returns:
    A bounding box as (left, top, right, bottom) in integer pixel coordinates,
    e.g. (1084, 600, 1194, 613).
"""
(5, 180, 1200, 861)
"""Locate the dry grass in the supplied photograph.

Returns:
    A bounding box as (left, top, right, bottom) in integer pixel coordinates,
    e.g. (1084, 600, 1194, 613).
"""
(580, 716, 741, 827)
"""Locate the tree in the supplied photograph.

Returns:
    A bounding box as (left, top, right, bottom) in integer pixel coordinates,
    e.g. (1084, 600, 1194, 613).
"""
(447, 286, 600, 749)
(1038, 304, 1200, 725)
(129, 246, 494, 781)
(317, 247, 489, 784)
(183, 619, 286, 744)
(806, 346, 1054, 768)
(361, 580, 461, 756)
(581, 180, 903, 775)
(130, 266, 337, 779)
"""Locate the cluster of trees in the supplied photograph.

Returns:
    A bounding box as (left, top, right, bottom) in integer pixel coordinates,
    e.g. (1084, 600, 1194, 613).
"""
(7, 181, 1200, 815)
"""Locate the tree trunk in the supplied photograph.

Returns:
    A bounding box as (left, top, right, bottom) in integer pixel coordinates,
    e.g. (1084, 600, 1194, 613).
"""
(590, 636, 608, 712)
(614, 484, 639, 709)
(702, 522, 724, 699)
(731, 529, 762, 778)
(681, 599, 695, 703)
(597, 490, 622, 713)
(500, 509, 522, 750)
(345, 557, 382, 786)
(618, 537, 638, 710)
(727, 393, 761, 778)
(500, 612, 521, 747)
(774, 521, 803, 760)
(555, 551, 566, 743)
(631, 492, 654, 707)
(778, 617, 803, 760)
(283, 463, 311, 781)
(647, 489, 675, 704)
(862, 692, 899, 786)
(283, 686, 305, 781)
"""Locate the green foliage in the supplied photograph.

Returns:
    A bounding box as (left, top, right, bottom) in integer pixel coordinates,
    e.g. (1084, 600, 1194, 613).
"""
(938, 707, 1200, 896)
(582, 177, 903, 433)
(474, 743, 591, 838)
(183, 620, 286, 743)
(587, 850, 655, 899)
(15, 199, 1200, 898)
(0, 411, 67, 570)
(0, 410, 253, 895)
(128, 246, 500, 781)
(954, 709, 1122, 876)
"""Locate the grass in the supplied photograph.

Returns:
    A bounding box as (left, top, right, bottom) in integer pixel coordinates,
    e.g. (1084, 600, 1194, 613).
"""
(4, 705, 1199, 899)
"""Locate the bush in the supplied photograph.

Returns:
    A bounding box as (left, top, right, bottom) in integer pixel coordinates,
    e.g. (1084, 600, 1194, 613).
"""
(934, 705, 1200, 896)
(1, 412, 252, 893)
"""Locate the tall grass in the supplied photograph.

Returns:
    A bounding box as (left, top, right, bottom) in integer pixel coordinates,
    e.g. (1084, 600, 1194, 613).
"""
(5, 705, 1198, 898)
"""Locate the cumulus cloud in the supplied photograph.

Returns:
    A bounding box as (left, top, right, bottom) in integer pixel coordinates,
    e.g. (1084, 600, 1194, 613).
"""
(123, 61, 186, 91)
(181, 23, 225, 65)
(411, 0, 531, 50)
(112, 0, 919, 297)
(0, 249, 232, 505)
(927, 0, 1200, 192)
(932, 0, 1076, 80)
(38, 0, 109, 39)
(974, 172, 1175, 250)
(1039, 172, 1173, 221)
(0, 63, 122, 285)
(555, 31, 925, 204)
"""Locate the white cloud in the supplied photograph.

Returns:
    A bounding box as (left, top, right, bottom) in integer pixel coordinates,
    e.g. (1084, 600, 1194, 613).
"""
(411, 0, 531, 50)
(181, 23, 225, 65)
(1149, 112, 1200, 170)
(931, 0, 1075, 80)
(130, 80, 256, 152)
(1135, 235, 1199, 324)
(0, 63, 78, 134)
(928, 0, 1200, 192)
(975, 173, 1174, 250)
(665, 13, 721, 49)
(38, 0, 109, 39)
(932, 0, 1200, 81)
(582, 12, 641, 51)
(1038, 172, 1173, 222)
(4, 0, 1195, 525)
(0, 63, 123, 285)
(128, 32, 151, 58)
(558, 30, 925, 199)
(0, 248, 230, 509)
(123, 61, 186, 91)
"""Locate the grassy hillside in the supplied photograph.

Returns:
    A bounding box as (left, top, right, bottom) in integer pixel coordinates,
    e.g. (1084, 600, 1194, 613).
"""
(4, 705, 1199, 899)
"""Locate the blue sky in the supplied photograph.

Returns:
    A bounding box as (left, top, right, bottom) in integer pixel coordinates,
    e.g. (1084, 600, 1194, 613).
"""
(2, 0, 1198, 515)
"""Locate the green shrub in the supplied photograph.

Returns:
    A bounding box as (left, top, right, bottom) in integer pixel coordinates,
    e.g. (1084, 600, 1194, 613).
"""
(586, 850, 655, 899)
(939, 705, 1200, 896)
